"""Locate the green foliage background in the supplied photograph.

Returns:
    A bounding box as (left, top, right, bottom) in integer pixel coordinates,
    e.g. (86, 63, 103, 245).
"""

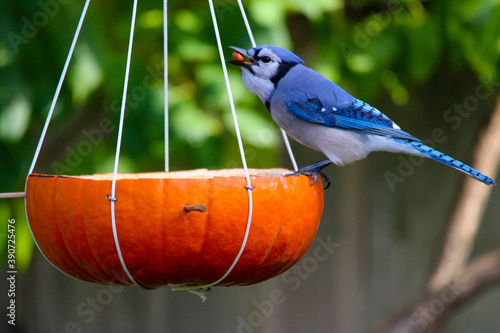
(1, 0, 499, 290)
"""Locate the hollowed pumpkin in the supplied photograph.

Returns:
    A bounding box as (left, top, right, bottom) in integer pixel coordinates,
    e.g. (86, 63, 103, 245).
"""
(25, 168, 323, 289)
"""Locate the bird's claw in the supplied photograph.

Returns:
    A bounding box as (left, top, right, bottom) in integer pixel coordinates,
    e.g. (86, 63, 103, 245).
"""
(318, 170, 331, 189)
(287, 168, 331, 190)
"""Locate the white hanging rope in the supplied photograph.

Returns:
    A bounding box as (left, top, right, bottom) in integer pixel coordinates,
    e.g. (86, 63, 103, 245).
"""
(163, 0, 169, 172)
(182, 0, 255, 290)
(24, 0, 92, 283)
(23, 0, 295, 293)
(108, 0, 141, 288)
(280, 125, 298, 171)
(236, 0, 298, 172)
(27, 0, 91, 175)
(236, 0, 256, 48)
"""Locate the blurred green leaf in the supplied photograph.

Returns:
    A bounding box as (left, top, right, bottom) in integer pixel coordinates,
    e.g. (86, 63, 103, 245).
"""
(222, 108, 280, 149)
(177, 38, 217, 62)
(0, 94, 31, 142)
(175, 10, 202, 33)
(461, 4, 500, 78)
(172, 102, 223, 143)
(139, 9, 164, 29)
(405, 18, 442, 83)
(69, 43, 103, 105)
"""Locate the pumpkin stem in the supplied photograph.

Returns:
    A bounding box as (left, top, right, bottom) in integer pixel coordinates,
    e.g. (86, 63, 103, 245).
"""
(184, 204, 208, 213)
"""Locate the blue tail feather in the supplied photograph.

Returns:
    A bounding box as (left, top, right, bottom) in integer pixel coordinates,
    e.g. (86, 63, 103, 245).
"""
(409, 142, 497, 186)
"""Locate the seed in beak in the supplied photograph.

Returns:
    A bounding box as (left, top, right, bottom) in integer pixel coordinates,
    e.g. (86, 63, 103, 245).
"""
(232, 51, 246, 62)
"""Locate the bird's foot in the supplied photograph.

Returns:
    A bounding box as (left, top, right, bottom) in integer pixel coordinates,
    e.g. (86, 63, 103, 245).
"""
(295, 168, 331, 190)
(286, 159, 332, 190)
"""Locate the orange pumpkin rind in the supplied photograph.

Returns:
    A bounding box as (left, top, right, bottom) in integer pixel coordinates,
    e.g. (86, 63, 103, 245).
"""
(25, 168, 324, 289)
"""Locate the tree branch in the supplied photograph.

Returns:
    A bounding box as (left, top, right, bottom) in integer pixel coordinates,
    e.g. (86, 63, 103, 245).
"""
(375, 96, 500, 333)
(375, 249, 500, 333)
(428, 97, 500, 293)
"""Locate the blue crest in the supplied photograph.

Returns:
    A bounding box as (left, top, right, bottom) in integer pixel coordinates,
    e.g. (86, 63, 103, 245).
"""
(254, 45, 304, 64)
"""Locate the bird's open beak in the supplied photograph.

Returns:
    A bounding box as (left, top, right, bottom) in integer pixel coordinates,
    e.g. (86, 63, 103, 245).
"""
(226, 46, 255, 69)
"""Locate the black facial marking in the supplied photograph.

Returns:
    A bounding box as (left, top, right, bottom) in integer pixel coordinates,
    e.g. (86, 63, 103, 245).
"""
(265, 100, 271, 111)
(270, 63, 298, 87)
(253, 48, 273, 63)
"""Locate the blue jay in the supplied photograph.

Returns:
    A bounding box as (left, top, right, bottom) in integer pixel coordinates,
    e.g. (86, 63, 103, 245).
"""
(227, 45, 497, 188)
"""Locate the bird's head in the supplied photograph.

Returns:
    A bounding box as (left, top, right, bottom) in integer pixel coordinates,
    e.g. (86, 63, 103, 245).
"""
(227, 45, 304, 103)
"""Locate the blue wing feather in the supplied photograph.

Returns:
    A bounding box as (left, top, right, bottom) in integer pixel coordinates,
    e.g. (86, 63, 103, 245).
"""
(285, 97, 421, 142)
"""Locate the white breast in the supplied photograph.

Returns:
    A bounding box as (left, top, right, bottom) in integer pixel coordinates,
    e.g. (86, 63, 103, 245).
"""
(241, 70, 275, 104)
(269, 103, 369, 165)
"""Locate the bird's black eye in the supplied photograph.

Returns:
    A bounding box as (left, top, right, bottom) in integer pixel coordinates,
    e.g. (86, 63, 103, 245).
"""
(261, 56, 272, 63)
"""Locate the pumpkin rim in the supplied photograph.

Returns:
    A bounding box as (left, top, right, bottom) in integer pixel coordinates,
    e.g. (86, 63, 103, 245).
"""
(27, 168, 296, 180)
